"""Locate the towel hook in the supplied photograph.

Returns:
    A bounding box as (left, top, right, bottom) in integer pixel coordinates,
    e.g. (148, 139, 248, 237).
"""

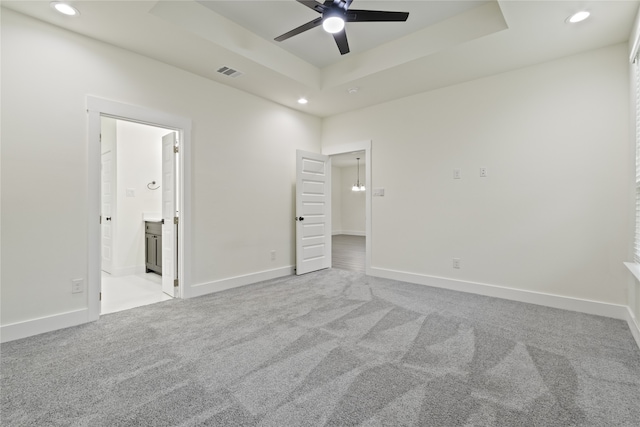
(147, 181, 160, 190)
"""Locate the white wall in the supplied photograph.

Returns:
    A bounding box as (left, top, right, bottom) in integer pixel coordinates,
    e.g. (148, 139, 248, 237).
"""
(333, 165, 366, 236)
(322, 43, 631, 306)
(1, 9, 321, 328)
(113, 120, 166, 276)
(101, 117, 116, 154)
(331, 166, 343, 234)
(629, 8, 640, 331)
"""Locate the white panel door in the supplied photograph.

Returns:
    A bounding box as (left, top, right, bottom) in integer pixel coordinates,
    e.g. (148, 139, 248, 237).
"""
(101, 151, 113, 273)
(162, 132, 177, 297)
(296, 150, 331, 275)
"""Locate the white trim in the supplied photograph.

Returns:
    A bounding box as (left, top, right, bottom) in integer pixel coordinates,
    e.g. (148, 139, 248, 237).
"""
(1, 309, 89, 343)
(332, 230, 366, 236)
(323, 141, 372, 275)
(626, 306, 640, 349)
(189, 266, 294, 298)
(370, 267, 630, 321)
(87, 105, 101, 323)
(86, 96, 192, 316)
(630, 5, 640, 62)
(624, 262, 640, 283)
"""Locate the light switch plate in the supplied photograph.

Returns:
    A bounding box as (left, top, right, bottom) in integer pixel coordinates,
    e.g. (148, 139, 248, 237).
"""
(373, 188, 385, 197)
(71, 278, 84, 294)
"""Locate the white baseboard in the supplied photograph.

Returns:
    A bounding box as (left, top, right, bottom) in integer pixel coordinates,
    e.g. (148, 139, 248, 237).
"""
(1, 308, 90, 343)
(5, 267, 636, 350)
(188, 266, 294, 298)
(370, 267, 630, 321)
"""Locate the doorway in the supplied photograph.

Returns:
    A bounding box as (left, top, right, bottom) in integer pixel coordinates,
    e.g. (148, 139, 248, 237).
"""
(100, 117, 178, 314)
(330, 152, 366, 273)
(87, 96, 191, 322)
(323, 141, 372, 275)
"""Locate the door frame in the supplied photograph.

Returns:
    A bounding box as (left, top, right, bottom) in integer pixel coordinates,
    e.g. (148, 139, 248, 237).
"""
(323, 140, 372, 275)
(87, 96, 192, 320)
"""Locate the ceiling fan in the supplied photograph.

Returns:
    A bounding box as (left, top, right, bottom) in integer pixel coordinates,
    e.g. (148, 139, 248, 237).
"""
(274, 0, 410, 55)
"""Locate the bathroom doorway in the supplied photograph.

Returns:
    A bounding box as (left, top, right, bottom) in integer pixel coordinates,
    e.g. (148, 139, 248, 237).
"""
(100, 117, 179, 314)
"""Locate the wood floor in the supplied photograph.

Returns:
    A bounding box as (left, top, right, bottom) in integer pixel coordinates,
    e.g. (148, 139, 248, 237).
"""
(332, 234, 365, 273)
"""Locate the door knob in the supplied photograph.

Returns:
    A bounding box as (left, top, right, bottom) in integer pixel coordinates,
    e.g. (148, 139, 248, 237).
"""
(105, 217, 112, 221)
(295, 217, 304, 221)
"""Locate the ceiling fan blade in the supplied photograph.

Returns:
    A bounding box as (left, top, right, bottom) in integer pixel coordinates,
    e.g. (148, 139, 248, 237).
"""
(296, 0, 328, 14)
(333, 30, 350, 55)
(346, 9, 409, 22)
(275, 17, 323, 42)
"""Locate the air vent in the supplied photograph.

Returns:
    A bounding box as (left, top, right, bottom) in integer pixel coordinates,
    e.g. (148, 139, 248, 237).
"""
(216, 66, 243, 78)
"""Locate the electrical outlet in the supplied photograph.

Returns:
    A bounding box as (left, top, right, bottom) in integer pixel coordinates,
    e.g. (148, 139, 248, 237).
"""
(126, 188, 135, 197)
(479, 167, 487, 177)
(270, 250, 276, 261)
(453, 168, 461, 179)
(452, 258, 461, 269)
(71, 278, 84, 294)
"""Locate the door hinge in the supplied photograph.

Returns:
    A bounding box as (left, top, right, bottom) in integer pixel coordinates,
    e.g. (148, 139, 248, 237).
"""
(100, 133, 102, 142)
(100, 292, 102, 301)
(174, 146, 179, 154)
(174, 279, 179, 287)
(174, 217, 179, 225)
(100, 215, 102, 224)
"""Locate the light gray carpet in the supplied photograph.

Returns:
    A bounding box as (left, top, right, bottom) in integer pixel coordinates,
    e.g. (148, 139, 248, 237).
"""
(2, 269, 640, 426)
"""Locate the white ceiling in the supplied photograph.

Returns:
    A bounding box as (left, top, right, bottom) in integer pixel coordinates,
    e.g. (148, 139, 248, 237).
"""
(197, 1, 490, 68)
(3, 1, 638, 118)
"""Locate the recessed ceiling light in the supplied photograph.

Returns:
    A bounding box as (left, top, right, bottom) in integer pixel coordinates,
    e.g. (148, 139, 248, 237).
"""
(567, 11, 590, 23)
(51, 2, 79, 16)
(298, 98, 308, 105)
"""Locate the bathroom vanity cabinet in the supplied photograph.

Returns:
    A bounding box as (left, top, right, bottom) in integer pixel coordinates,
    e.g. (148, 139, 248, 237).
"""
(145, 221, 162, 274)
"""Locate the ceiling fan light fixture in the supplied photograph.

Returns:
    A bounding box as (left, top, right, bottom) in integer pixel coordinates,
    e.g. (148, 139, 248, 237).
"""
(323, 16, 345, 34)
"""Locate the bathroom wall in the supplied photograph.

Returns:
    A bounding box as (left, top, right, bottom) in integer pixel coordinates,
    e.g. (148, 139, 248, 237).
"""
(113, 120, 168, 276)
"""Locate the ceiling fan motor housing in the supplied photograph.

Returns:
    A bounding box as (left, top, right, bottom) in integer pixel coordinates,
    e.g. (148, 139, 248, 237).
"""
(274, 0, 409, 55)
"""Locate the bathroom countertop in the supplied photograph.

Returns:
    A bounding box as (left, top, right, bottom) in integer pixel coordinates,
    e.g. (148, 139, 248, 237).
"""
(143, 213, 162, 222)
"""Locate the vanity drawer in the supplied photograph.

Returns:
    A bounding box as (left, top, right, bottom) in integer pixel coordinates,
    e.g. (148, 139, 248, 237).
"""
(145, 221, 162, 235)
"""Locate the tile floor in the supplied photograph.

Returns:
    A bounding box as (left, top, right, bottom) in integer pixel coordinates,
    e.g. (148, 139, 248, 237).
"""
(101, 271, 173, 314)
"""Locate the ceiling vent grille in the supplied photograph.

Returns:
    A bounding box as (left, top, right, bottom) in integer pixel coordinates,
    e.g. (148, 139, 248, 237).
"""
(216, 66, 243, 78)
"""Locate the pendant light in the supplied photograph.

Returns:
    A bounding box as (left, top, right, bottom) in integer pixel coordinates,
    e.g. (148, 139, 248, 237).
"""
(352, 157, 365, 192)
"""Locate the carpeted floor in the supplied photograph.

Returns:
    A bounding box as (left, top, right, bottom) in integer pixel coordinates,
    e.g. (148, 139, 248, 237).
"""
(2, 269, 640, 426)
